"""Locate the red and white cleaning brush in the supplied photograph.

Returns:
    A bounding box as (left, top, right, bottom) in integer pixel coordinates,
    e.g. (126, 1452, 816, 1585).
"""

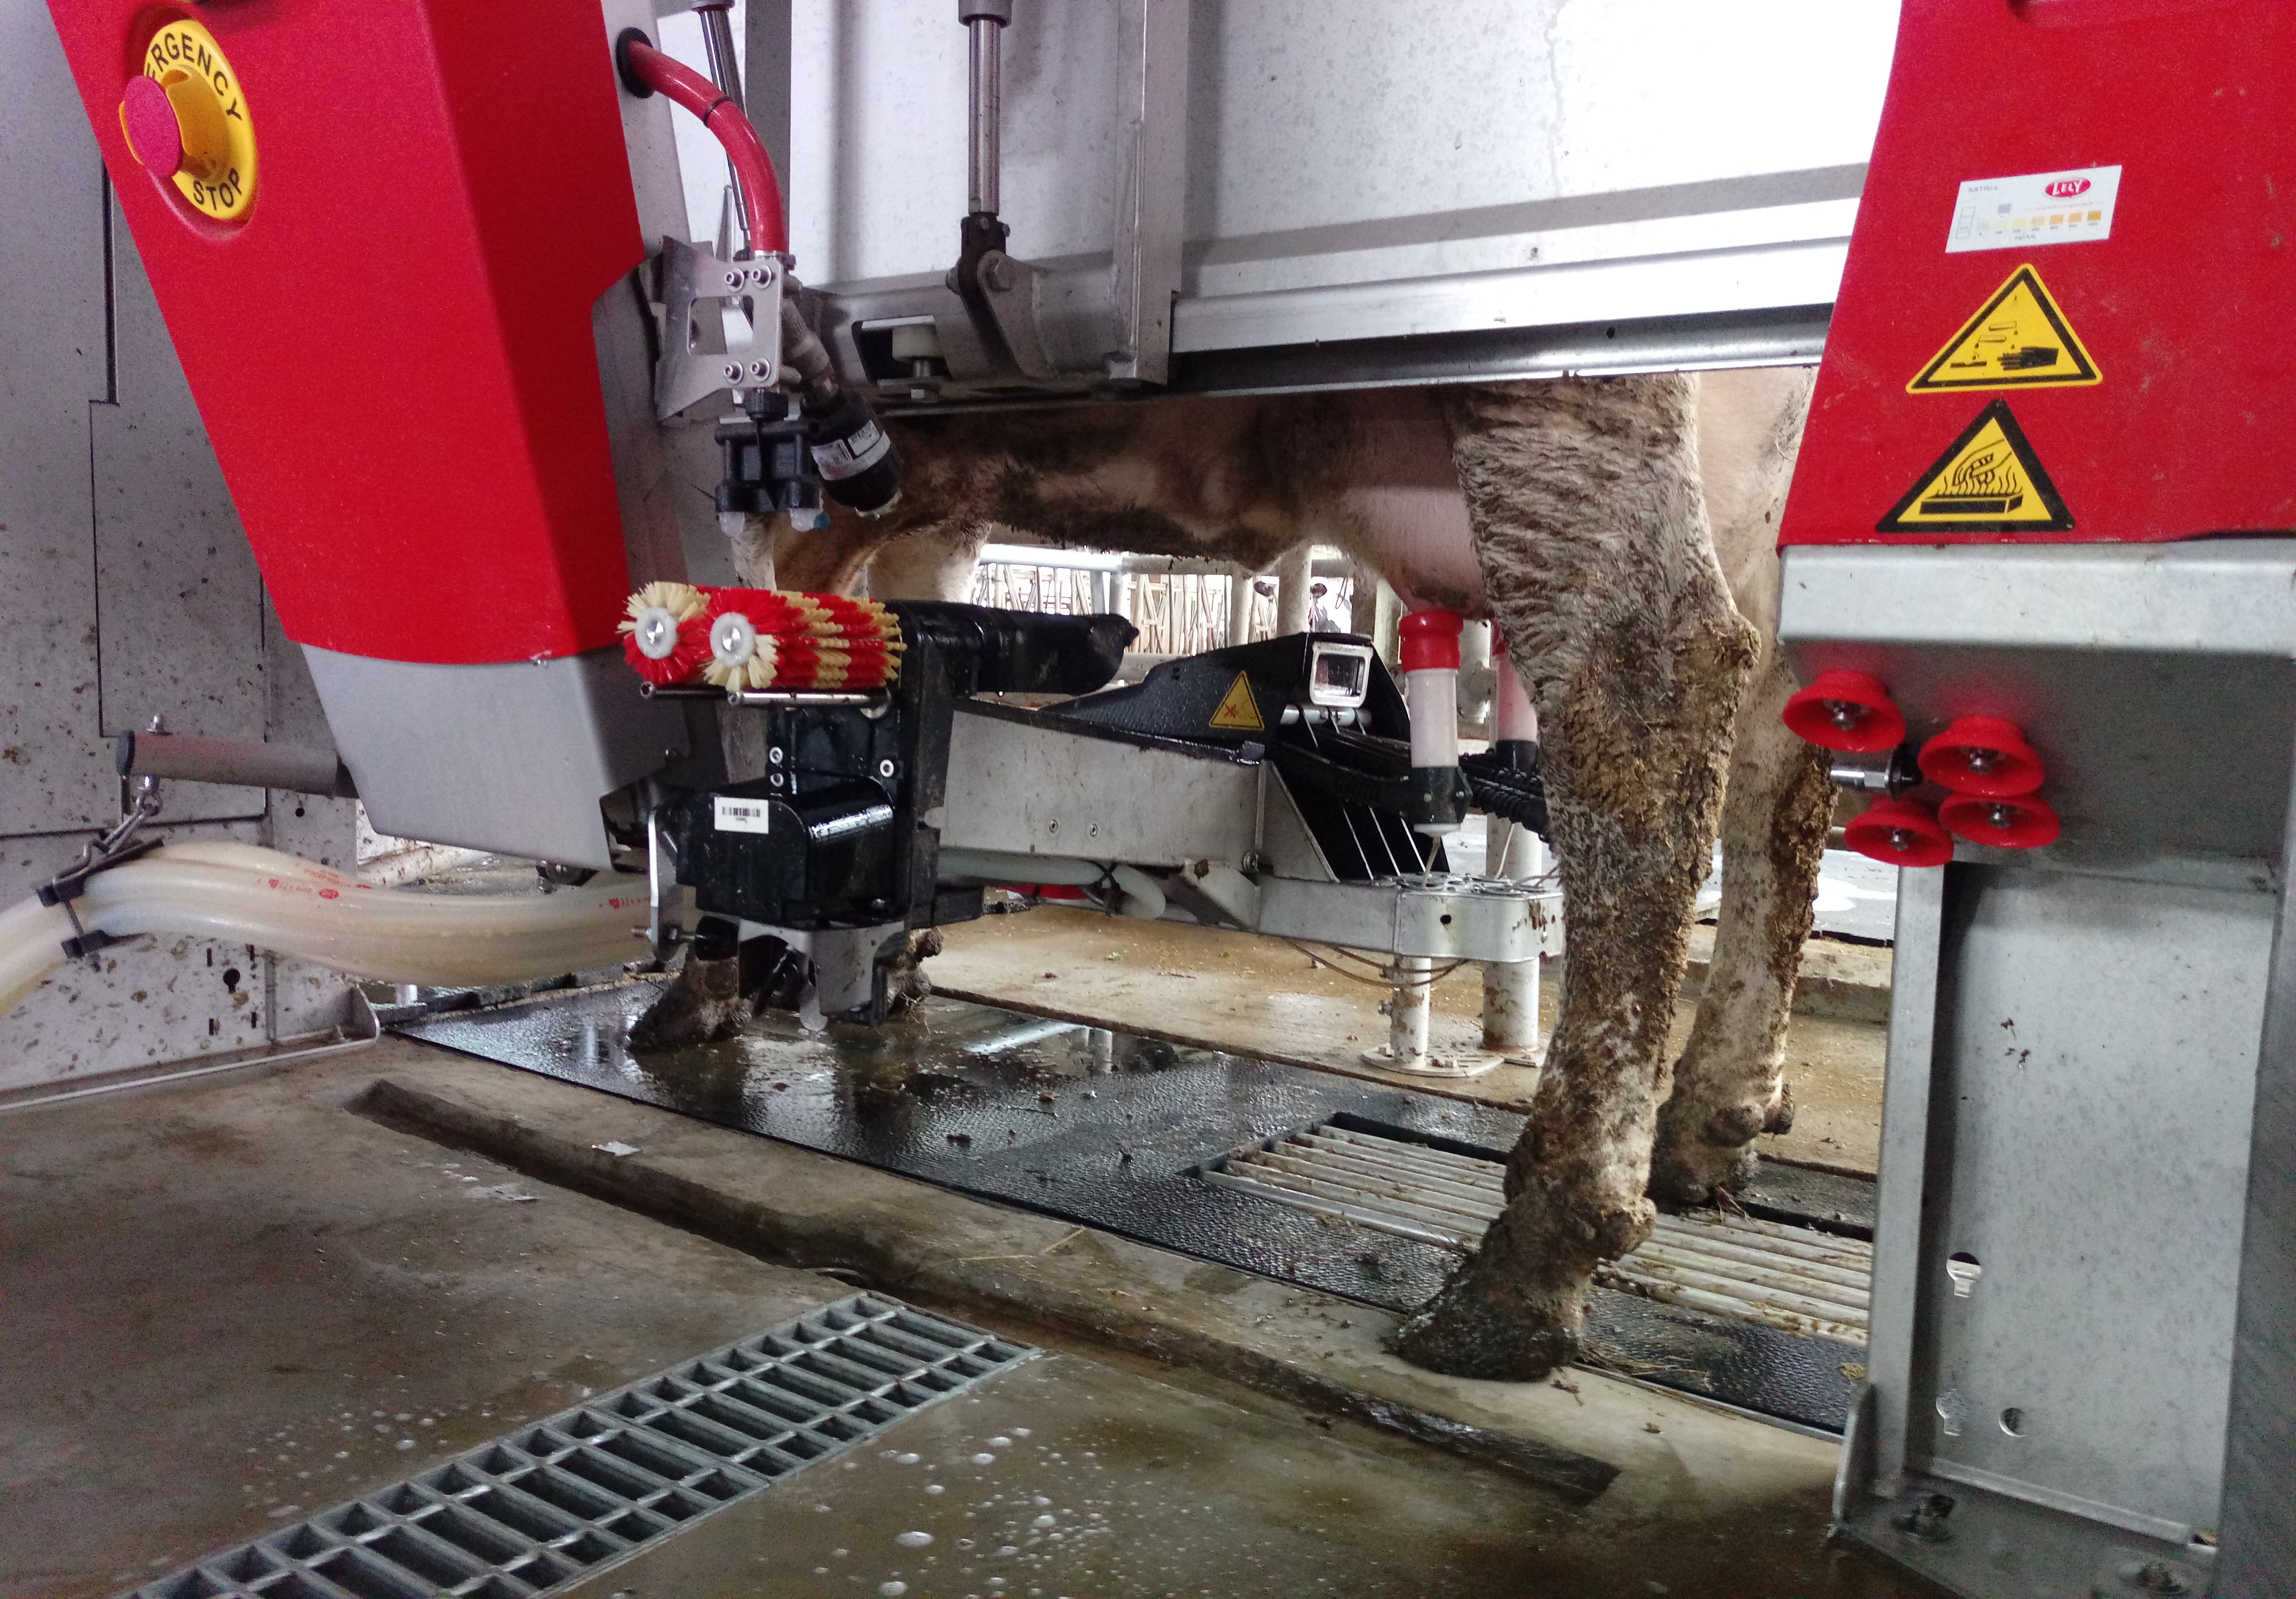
(701, 587, 905, 691)
(617, 581, 718, 686)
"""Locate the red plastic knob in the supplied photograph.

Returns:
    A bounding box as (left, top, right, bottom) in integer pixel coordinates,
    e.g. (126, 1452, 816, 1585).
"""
(1781, 670, 1908, 754)
(119, 75, 183, 177)
(1940, 793, 2061, 850)
(1844, 797, 1955, 868)
(1919, 715, 2044, 797)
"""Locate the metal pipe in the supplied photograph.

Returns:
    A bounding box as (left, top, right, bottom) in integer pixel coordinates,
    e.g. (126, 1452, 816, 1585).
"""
(1481, 817, 1546, 1052)
(961, 1, 1011, 216)
(1387, 955, 1435, 1067)
(693, 3, 751, 247)
(117, 730, 355, 798)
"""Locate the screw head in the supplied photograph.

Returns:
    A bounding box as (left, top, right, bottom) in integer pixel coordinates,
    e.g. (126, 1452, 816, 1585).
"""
(722, 362, 743, 381)
(877, 758, 896, 779)
(723, 270, 744, 289)
(749, 361, 770, 380)
(768, 746, 785, 765)
(1826, 700, 1863, 729)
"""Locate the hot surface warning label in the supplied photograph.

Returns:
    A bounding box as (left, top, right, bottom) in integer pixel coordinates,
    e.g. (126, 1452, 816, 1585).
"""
(1909, 265, 2100, 392)
(1877, 400, 2073, 533)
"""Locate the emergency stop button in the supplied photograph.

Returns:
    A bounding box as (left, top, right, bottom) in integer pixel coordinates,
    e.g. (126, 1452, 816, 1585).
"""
(119, 18, 257, 222)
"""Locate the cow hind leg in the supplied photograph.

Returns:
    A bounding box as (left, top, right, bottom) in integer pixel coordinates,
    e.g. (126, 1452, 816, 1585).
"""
(1649, 638, 1834, 1202)
(1391, 376, 1756, 1379)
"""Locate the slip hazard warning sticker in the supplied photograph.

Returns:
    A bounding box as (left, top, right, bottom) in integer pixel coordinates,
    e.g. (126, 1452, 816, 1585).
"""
(1908, 265, 2100, 392)
(1208, 671, 1265, 731)
(1877, 400, 2073, 533)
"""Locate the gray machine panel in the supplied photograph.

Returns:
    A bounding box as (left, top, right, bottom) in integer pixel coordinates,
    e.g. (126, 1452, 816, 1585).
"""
(304, 646, 686, 871)
(1916, 866, 2270, 1543)
(782, 0, 1897, 386)
(1781, 543, 2296, 863)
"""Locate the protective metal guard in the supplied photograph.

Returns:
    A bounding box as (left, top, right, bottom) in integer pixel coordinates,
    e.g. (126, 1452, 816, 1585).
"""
(656, 238, 787, 420)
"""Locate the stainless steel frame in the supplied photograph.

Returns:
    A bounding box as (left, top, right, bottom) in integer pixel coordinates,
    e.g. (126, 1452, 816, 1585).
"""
(773, 0, 1892, 399)
(1783, 542, 2296, 1596)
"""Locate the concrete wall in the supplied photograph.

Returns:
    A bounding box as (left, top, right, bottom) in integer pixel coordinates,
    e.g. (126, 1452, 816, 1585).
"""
(0, 0, 357, 1092)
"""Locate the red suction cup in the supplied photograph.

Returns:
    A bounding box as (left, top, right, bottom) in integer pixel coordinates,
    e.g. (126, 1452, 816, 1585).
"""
(1844, 797, 1956, 868)
(1782, 670, 1908, 753)
(1940, 793, 2061, 850)
(1918, 715, 2045, 797)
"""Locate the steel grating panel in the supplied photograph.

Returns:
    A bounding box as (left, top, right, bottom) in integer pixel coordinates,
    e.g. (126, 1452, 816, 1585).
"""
(1207, 1123, 1872, 1344)
(122, 1295, 1036, 1599)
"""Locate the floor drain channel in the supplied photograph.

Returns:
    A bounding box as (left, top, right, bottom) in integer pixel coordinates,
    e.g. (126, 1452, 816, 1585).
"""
(1206, 1123, 1872, 1344)
(123, 1294, 1037, 1599)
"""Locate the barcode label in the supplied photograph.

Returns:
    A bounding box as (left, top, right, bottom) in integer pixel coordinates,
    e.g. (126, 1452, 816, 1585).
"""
(713, 796, 771, 835)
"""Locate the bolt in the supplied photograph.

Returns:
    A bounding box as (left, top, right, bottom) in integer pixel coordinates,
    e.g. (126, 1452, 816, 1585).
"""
(750, 361, 770, 380)
(768, 747, 785, 765)
(723, 270, 744, 289)
(722, 362, 743, 381)
(1048, 819, 1059, 833)
(877, 759, 896, 779)
(1889, 828, 1912, 852)
(1826, 700, 1863, 729)
(1892, 1492, 1955, 1543)
(982, 255, 1016, 292)
(1988, 804, 2015, 830)
(1965, 748, 1997, 774)
(770, 772, 785, 788)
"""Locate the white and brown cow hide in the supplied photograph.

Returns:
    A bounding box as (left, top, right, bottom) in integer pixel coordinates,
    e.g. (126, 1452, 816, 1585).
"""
(761, 369, 1830, 1380)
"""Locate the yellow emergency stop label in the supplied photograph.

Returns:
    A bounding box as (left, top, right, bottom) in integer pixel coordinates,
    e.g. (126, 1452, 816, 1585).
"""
(1877, 399, 2074, 533)
(1208, 671, 1265, 732)
(1909, 265, 2099, 392)
(142, 19, 257, 221)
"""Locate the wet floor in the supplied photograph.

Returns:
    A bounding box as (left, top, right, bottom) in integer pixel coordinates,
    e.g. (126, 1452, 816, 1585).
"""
(558, 1351, 1918, 1599)
(401, 988, 1868, 1433)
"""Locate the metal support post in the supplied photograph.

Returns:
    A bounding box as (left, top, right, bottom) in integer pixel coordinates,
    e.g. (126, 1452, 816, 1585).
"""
(694, 3, 750, 246)
(1479, 818, 1546, 1054)
(961, 0, 1011, 218)
(1227, 570, 1254, 647)
(1384, 955, 1435, 1069)
(1273, 543, 1313, 636)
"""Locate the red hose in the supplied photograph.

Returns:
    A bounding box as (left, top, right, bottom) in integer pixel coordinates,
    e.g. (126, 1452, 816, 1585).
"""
(622, 36, 789, 255)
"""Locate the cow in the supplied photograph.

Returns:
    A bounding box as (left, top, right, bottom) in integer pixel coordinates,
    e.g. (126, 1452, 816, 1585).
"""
(746, 368, 1830, 1380)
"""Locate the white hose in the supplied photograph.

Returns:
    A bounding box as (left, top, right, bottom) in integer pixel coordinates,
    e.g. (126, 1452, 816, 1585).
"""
(0, 843, 668, 1017)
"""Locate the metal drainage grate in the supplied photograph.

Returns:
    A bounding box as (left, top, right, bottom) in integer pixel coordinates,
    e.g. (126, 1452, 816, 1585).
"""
(124, 1294, 1036, 1599)
(1205, 1122, 1872, 1344)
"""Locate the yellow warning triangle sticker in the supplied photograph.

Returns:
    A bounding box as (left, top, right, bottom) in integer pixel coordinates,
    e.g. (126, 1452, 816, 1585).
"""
(1208, 671, 1265, 732)
(1908, 264, 2100, 392)
(1877, 399, 2074, 533)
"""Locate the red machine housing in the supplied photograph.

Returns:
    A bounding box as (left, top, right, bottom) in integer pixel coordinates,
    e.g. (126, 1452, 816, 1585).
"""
(1782, 0, 2296, 548)
(47, 0, 645, 665)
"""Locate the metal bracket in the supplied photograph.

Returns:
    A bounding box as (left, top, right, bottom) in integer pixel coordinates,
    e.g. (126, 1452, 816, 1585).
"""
(39, 785, 166, 961)
(656, 237, 788, 420)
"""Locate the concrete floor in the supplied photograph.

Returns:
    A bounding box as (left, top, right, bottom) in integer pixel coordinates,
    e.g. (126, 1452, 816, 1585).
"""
(2, 1041, 1918, 1598)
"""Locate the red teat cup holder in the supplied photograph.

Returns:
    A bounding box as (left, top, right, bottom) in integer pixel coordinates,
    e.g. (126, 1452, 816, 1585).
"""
(1918, 715, 2044, 797)
(1940, 793, 2061, 850)
(1844, 797, 1956, 868)
(1782, 670, 1908, 754)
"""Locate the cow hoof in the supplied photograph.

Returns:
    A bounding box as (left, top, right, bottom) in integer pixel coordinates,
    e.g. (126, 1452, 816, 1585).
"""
(1648, 1133, 1763, 1206)
(1388, 1285, 1581, 1380)
(627, 955, 748, 1050)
